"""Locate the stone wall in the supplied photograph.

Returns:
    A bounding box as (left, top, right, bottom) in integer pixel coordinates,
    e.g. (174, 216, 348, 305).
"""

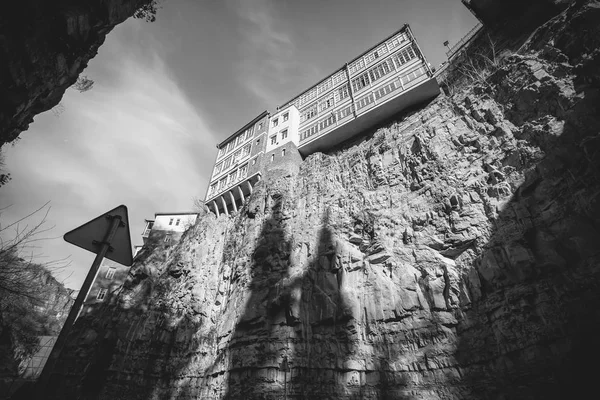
(0, 0, 150, 147)
(49, 1, 600, 399)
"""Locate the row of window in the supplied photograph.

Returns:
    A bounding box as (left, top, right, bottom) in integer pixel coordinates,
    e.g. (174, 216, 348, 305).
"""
(298, 66, 426, 142)
(348, 32, 409, 75)
(270, 129, 288, 145)
(214, 144, 252, 176)
(168, 217, 181, 226)
(272, 112, 289, 127)
(281, 32, 411, 113)
(208, 163, 249, 197)
(218, 122, 263, 159)
(300, 84, 351, 123)
(400, 67, 426, 85)
(351, 45, 418, 93)
(299, 103, 354, 142)
(298, 46, 419, 125)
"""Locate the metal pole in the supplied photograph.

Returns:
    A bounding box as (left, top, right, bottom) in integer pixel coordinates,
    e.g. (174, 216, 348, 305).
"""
(35, 215, 123, 399)
(284, 369, 287, 400)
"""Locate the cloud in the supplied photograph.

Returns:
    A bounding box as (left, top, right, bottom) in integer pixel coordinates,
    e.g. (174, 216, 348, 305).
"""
(230, 0, 301, 106)
(1, 20, 217, 289)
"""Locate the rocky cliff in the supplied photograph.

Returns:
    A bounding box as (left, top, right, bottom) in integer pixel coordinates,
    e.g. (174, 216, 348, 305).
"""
(0, 0, 149, 147)
(50, 1, 600, 399)
(0, 263, 74, 397)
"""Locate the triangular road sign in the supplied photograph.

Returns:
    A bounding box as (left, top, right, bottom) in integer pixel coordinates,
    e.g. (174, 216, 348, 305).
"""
(64, 205, 133, 266)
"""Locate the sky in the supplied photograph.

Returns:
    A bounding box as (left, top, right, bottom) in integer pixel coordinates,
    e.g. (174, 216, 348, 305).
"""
(0, 0, 478, 290)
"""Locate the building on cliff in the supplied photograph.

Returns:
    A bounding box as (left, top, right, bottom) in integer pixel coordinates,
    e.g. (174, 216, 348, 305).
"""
(204, 24, 440, 216)
(82, 212, 198, 313)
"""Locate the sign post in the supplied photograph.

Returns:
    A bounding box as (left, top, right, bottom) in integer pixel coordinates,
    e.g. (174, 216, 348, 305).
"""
(35, 205, 133, 399)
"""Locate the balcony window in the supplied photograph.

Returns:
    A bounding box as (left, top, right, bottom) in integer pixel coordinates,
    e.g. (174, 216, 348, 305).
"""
(106, 268, 116, 280)
(96, 289, 108, 301)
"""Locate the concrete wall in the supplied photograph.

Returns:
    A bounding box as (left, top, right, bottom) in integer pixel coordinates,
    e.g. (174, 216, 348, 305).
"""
(266, 106, 300, 154)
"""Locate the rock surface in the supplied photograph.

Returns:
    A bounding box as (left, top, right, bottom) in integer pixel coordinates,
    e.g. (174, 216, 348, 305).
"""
(52, 2, 600, 399)
(0, 0, 149, 147)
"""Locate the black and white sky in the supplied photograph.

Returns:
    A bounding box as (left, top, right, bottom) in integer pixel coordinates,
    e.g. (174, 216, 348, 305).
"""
(1, 0, 478, 289)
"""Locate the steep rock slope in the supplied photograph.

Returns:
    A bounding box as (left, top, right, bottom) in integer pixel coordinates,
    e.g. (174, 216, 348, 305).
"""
(52, 2, 600, 399)
(0, 0, 149, 147)
(0, 264, 74, 397)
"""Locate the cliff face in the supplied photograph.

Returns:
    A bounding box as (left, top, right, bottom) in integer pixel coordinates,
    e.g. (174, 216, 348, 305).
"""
(52, 2, 600, 399)
(0, 0, 148, 147)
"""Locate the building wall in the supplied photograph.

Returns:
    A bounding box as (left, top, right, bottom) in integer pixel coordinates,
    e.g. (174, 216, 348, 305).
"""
(265, 106, 300, 154)
(206, 112, 269, 202)
(83, 259, 129, 311)
(204, 25, 437, 215)
(263, 141, 303, 178)
(152, 214, 197, 232)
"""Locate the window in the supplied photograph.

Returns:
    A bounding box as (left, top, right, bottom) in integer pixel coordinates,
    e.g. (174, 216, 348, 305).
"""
(209, 183, 217, 195)
(301, 104, 317, 122)
(233, 150, 241, 163)
(283, 113, 289, 122)
(96, 289, 108, 301)
(270, 135, 277, 145)
(282, 148, 286, 157)
(301, 124, 318, 141)
(272, 118, 279, 127)
(392, 45, 418, 69)
(238, 164, 248, 179)
(368, 59, 392, 84)
(243, 144, 251, 156)
(332, 70, 345, 85)
(258, 122, 263, 130)
(319, 95, 334, 112)
(256, 138, 260, 145)
(271, 154, 275, 162)
(319, 114, 337, 131)
(176, 218, 180, 226)
(281, 129, 288, 140)
(169, 218, 174, 225)
(106, 268, 116, 280)
(226, 142, 234, 153)
(352, 72, 370, 92)
(223, 157, 232, 169)
(214, 163, 222, 175)
(218, 148, 226, 157)
(164, 234, 171, 243)
(219, 178, 226, 189)
(252, 158, 257, 165)
(228, 172, 236, 185)
(334, 84, 350, 102)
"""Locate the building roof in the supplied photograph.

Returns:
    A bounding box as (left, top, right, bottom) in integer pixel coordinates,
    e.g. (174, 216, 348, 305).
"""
(154, 211, 199, 218)
(277, 24, 410, 110)
(217, 110, 269, 149)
